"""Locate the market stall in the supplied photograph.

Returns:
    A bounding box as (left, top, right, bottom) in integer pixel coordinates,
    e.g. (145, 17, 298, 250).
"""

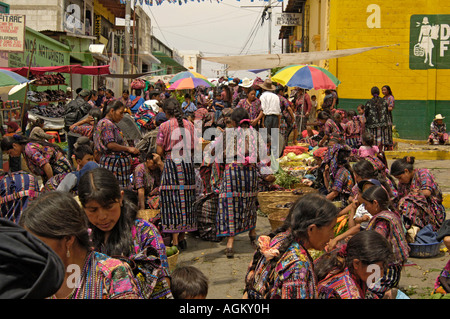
(0, 64, 111, 137)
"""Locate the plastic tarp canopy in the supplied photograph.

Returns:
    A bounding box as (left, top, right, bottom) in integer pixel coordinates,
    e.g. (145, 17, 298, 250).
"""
(201, 45, 396, 71)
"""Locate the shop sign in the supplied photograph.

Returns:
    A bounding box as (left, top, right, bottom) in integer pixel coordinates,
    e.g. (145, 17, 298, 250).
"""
(0, 14, 25, 52)
(410, 14, 450, 69)
(275, 13, 301, 26)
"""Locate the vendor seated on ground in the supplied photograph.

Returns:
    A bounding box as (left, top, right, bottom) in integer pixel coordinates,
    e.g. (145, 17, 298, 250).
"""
(133, 151, 164, 210)
(428, 114, 449, 145)
(29, 118, 54, 142)
(323, 144, 355, 207)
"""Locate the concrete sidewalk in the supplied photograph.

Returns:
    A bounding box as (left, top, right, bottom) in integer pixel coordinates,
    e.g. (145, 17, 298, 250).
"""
(177, 141, 450, 299)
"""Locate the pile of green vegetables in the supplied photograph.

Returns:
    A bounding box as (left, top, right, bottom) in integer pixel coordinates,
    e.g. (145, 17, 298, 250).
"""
(274, 167, 301, 189)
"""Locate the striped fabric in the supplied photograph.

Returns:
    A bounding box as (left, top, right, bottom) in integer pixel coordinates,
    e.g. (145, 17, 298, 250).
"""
(49, 251, 143, 299)
(99, 154, 132, 189)
(318, 267, 377, 299)
(246, 231, 318, 299)
(0, 171, 40, 224)
(397, 168, 446, 232)
(159, 158, 197, 234)
(216, 163, 258, 237)
(366, 210, 409, 297)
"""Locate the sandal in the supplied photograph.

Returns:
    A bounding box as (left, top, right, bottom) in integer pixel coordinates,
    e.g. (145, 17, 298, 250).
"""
(225, 248, 234, 258)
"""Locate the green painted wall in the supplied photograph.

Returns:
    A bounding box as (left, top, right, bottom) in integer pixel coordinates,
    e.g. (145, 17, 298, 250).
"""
(338, 98, 450, 140)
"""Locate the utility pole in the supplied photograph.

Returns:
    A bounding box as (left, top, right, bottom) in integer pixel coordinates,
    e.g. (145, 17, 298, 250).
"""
(241, 1, 277, 55)
(124, 0, 131, 76)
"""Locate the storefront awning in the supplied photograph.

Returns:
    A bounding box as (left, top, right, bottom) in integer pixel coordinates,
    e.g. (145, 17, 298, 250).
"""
(0, 65, 111, 76)
(202, 45, 398, 71)
(140, 50, 161, 65)
(152, 51, 187, 71)
(89, 44, 109, 62)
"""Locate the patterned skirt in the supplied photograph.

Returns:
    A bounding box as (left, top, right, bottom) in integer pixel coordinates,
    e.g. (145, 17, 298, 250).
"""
(216, 163, 258, 237)
(366, 126, 393, 150)
(369, 263, 403, 298)
(194, 192, 221, 242)
(397, 193, 446, 232)
(159, 158, 197, 234)
(99, 153, 132, 189)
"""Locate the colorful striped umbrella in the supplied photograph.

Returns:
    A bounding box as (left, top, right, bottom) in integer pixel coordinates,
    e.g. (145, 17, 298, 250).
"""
(169, 70, 212, 85)
(272, 64, 341, 90)
(167, 77, 212, 90)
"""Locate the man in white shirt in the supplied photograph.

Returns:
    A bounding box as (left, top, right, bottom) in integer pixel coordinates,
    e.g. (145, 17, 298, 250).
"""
(259, 79, 281, 132)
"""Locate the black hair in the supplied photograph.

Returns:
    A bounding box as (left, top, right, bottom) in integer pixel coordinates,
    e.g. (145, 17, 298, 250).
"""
(1, 134, 65, 155)
(102, 99, 124, 119)
(171, 266, 209, 299)
(245, 194, 338, 297)
(362, 131, 375, 147)
(371, 86, 380, 96)
(76, 88, 83, 95)
(230, 107, 250, 128)
(122, 89, 129, 94)
(184, 93, 191, 99)
(19, 191, 92, 251)
(347, 110, 357, 118)
(390, 156, 415, 177)
(90, 90, 97, 96)
(77, 168, 137, 256)
(161, 97, 184, 128)
(31, 118, 45, 129)
(317, 111, 330, 121)
(361, 185, 393, 211)
(315, 230, 393, 282)
(135, 89, 142, 96)
(382, 85, 393, 96)
(353, 159, 377, 180)
(106, 89, 114, 96)
(73, 144, 93, 161)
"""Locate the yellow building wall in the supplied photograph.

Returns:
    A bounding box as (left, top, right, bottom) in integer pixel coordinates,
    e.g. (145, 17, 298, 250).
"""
(327, 0, 450, 102)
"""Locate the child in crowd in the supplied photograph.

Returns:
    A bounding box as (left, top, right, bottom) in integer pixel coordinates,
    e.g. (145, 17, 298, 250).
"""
(212, 92, 225, 123)
(182, 93, 197, 114)
(358, 132, 379, 158)
(170, 266, 209, 299)
(344, 110, 362, 149)
(4, 121, 22, 172)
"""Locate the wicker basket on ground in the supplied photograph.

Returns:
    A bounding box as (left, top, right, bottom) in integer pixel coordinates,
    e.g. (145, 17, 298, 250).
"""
(266, 203, 292, 216)
(268, 210, 290, 231)
(137, 209, 159, 221)
(258, 187, 318, 215)
(167, 251, 179, 272)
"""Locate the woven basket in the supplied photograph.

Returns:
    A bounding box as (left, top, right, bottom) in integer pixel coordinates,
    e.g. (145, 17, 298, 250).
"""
(258, 191, 301, 214)
(167, 250, 179, 272)
(266, 202, 291, 216)
(137, 209, 159, 221)
(268, 210, 290, 231)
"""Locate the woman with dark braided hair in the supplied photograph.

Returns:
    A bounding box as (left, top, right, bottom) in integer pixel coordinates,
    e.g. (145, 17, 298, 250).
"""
(156, 97, 198, 249)
(315, 230, 393, 299)
(1, 134, 72, 184)
(93, 100, 139, 189)
(364, 86, 393, 151)
(243, 194, 338, 299)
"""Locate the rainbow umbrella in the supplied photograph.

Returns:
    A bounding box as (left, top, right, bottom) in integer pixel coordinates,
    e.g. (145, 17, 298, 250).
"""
(168, 77, 212, 90)
(169, 70, 213, 86)
(272, 64, 341, 90)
